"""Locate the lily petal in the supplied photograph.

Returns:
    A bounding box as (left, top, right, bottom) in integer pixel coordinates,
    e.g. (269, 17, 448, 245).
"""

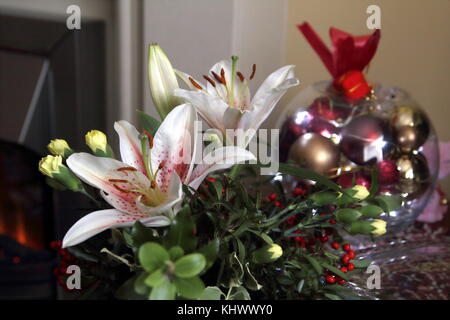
(152, 104, 197, 190)
(239, 65, 299, 143)
(114, 120, 147, 174)
(67, 153, 150, 206)
(188, 146, 256, 190)
(62, 209, 137, 247)
(174, 88, 229, 133)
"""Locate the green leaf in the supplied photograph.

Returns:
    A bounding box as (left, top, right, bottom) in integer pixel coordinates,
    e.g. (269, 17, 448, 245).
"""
(369, 168, 379, 196)
(227, 286, 250, 300)
(324, 293, 342, 300)
(149, 280, 176, 300)
(174, 276, 205, 299)
(197, 286, 224, 300)
(145, 268, 166, 287)
(277, 163, 343, 193)
(134, 272, 150, 295)
(137, 110, 161, 136)
(174, 253, 206, 278)
(358, 205, 384, 218)
(67, 246, 99, 263)
(371, 194, 402, 213)
(350, 259, 372, 268)
(131, 221, 156, 247)
(199, 239, 219, 270)
(166, 207, 198, 252)
(208, 180, 223, 200)
(138, 242, 170, 272)
(303, 254, 323, 275)
(169, 246, 185, 261)
(321, 262, 349, 281)
(115, 276, 146, 300)
(248, 230, 273, 245)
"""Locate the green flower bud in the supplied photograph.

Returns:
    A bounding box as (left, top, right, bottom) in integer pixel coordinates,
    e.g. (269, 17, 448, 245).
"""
(251, 244, 283, 264)
(335, 208, 362, 224)
(148, 44, 182, 119)
(348, 219, 387, 236)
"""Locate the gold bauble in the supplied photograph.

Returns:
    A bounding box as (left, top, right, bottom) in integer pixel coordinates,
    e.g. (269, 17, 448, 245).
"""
(395, 152, 430, 199)
(391, 105, 430, 152)
(288, 133, 340, 175)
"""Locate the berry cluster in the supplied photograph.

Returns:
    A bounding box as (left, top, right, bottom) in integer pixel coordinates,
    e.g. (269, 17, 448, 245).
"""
(325, 242, 356, 285)
(50, 240, 79, 291)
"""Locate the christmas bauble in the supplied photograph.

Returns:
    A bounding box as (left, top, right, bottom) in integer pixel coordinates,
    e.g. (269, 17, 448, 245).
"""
(395, 153, 430, 199)
(376, 159, 400, 185)
(288, 133, 340, 175)
(307, 97, 351, 123)
(337, 172, 371, 189)
(340, 114, 395, 165)
(391, 105, 430, 152)
(279, 113, 311, 162)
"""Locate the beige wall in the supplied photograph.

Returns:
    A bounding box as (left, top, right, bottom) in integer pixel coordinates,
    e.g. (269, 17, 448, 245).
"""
(281, 0, 450, 193)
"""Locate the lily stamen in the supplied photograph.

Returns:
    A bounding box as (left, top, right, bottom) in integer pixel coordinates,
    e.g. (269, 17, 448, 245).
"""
(189, 77, 203, 90)
(108, 179, 129, 184)
(203, 75, 216, 87)
(117, 166, 137, 172)
(250, 64, 256, 80)
(237, 71, 245, 82)
(211, 71, 224, 84)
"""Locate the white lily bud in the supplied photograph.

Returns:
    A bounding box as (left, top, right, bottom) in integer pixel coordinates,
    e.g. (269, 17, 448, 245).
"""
(148, 44, 181, 119)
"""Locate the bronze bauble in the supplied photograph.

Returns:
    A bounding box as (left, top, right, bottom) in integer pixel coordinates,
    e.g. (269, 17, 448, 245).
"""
(288, 133, 340, 175)
(395, 152, 430, 199)
(391, 105, 430, 152)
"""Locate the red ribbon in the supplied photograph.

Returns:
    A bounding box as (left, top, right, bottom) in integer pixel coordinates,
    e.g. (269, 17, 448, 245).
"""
(297, 22, 380, 80)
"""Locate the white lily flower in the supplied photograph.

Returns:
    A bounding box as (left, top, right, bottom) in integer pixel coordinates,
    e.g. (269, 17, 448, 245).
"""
(174, 57, 299, 146)
(62, 104, 255, 247)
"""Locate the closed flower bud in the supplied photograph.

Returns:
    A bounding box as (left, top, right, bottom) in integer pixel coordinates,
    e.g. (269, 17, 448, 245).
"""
(47, 139, 72, 157)
(148, 44, 182, 119)
(348, 219, 387, 236)
(371, 219, 387, 236)
(351, 185, 370, 200)
(251, 243, 283, 264)
(85, 130, 107, 153)
(39, 155, 63, 177)
(335, 208, 362, 224)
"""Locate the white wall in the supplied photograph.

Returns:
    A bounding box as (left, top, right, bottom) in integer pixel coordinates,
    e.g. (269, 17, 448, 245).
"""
(142, 0, 288, 120)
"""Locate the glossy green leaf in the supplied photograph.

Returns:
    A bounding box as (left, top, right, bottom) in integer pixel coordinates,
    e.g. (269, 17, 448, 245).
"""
(174, 276, 205, 299)
(174, 253, 206, 278)
(149, 280, 176, 300)
(139, 242, 170, 272)
(166, 207, 198, 252)
(197, 286, 224, 300)
(145, 268, 166, 287)
(169, 246, 185, 261)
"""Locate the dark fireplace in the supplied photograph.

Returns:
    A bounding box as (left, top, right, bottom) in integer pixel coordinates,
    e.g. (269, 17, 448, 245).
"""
(0, 11, 106, 299)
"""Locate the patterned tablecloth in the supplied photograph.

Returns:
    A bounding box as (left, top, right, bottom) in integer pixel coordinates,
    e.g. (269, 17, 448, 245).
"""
(353, 218, 450, 300)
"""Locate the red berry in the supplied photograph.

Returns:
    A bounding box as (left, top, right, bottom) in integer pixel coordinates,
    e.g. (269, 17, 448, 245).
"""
(293, 187, 306, 196)
(320, 236, 329, 243)
(207, 177, 217, 182)
(294, 236, 305, 243)
(347, 263, 355, 271)
(274, 201, 282, 207)
(331, 242, 340, 250)
(268, 193, 277, 201)
(12, 256, 21, 264)
(342, 254, 350, 265)
(329, 219, 336, 225)
(326, 275, 336, 284)
(338, 279, 346, 285)
(343, 243, 351, 252)
(340, 266, 348, 273)
(347, 250, 356, 259)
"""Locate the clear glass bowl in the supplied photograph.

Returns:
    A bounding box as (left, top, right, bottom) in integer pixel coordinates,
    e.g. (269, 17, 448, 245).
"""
(277, 81, 439, 237)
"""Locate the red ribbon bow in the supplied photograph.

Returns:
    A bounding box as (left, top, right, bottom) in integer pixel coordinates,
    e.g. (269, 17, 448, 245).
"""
(297, 22, 381, 80)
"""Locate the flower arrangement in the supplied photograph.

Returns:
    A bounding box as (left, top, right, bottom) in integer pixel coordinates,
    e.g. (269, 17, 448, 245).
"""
(39, 45, 400, 300)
